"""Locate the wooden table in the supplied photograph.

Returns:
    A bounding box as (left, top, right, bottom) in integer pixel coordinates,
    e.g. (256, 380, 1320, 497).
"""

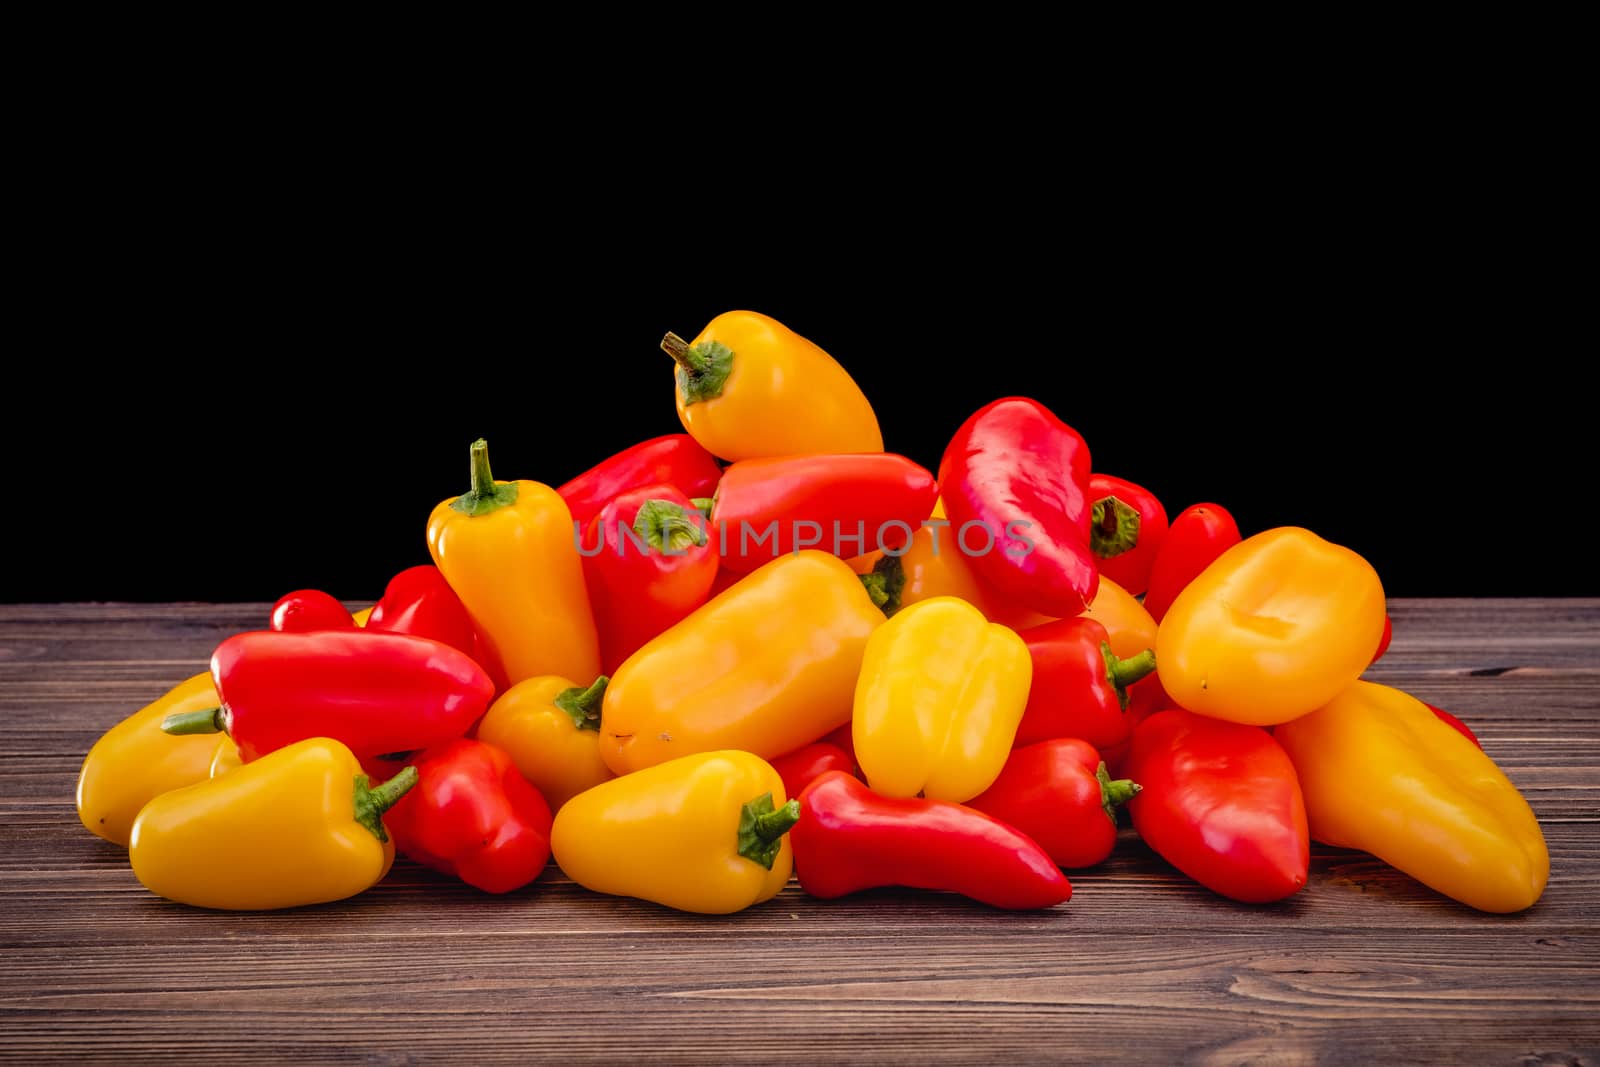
(2, 600, 1596, 1065)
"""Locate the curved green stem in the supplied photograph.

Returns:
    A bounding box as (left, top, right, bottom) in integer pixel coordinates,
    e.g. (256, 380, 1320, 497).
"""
(633, 499, 708, 554)
(554, 676, 608, 731)
(663, 333, 733, 405)
(737, 793, 800, 870)
(1096, 762, 1141, 823)
(353, 765, 420, 843)
(1102, 643, 1156, 709)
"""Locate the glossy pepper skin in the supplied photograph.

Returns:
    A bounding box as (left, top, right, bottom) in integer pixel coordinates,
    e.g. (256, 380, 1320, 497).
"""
(427, 438, 600, 686)
(849, 527, 1052, 631)
(1142, 503, 1240, 623)
(270, 590, 354, 632)
(710, 453, 937, 574)
(475, 675, 614, 811)
(791, 771, 1071, 909)
(129, 738, 417, 910)
(968, 739, 1139, 869)
(1125, 710, 1309, 903)
(939, 397, 1098, 619)
(1157, 527, 1386, 726)
(662, 310, 882, 461)
(582, 483, 718, 673)
(855, 597, 1031, 802)
(1276, 681, 1546, 913)
(1013, 617, 1155, 750)
(162, 630, 494, 762)
(551, 750, 797, 914)
(367, 565, 505, 689)
(76, 673, 223, 846)
(600, 551, 883, 775)
(771, 742, 856, 800)
(1080, 575, 1158, 664)
(557, 433, 723, 530)
(383, 739, 553, 894)
(1087, 474, 1168, 597)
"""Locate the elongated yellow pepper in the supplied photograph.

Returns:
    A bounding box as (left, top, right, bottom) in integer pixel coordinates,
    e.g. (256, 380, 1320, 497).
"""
(427, 438, 599, 685)
(853, 596, 1032, 802)
(475, 675, 614, 811)
(1276, 681, 1547, 913)
(129, 738, 415, 910)
(550, 750, 796, 914)
(76, 673, 222, 846)
(600, 552, 882, 775)
(662, 310, 882, 461)
(1157, 526, 1385, 725)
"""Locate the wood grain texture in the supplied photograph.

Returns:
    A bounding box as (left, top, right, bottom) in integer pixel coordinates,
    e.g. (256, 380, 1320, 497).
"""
(0, 599, 1596, 1065)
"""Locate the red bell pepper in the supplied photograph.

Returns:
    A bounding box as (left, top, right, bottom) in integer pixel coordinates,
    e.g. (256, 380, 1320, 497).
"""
(367, 564, 508, 690)
(1428, 703, 1482, 748)
(1013, 617, 1156, 750)
(771, 742, 855, 800)
(161, 630, 494, 762)
(1142, 502, 1241, 623)
(269, 590, 354, 632)
(557, 433, 722, 530)
(710, 453, 937, 574)
(938, 397, 1097, 618)
(582, 483, 719, 672)
(1124, 709, 1309, 903)
(1087, 474, 1168, 597)
(790, 771, 1072, 909)
(1371, 615, 1394, 664)
(968, 739, 1138, 869)
(383, 739, 553, 894)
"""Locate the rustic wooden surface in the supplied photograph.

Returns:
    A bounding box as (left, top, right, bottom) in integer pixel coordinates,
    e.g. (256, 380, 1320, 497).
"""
(0, 600, 1595, 1065)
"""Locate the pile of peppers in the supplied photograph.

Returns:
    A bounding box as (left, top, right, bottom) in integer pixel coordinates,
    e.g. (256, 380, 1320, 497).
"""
(76, 309, 1548, 916)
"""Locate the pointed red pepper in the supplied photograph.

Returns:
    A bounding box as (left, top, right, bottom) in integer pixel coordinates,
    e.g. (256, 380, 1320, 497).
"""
(382, 739, 553, 894)
(1124, 709, 1309, 903)
(967, 739, 1138, 869)
(1142, 502, 1241, 623)
(938, 398, 1098, 618)
(1087, 474, 1169, 597)
(161, 630, 494, 762)
(1013, 617, 1156, 750)
(790, 771, 1071, 909)
(709, 453, 937, 574)
(557, 433, 723, 530)
(581, 482, 719, 672)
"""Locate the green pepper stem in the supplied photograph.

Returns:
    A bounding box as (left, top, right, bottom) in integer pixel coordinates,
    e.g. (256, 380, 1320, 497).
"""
(1090, 496, 1142, 559)
(353, 765, 420, 843)
(553, 676, 609, 731)
(1096, 762, 1141, 823)
(859, 555, 905, 615)
(736, 793, 800, 870)
(161, 706, 227, 736)
(449, 438, 520, 517)
(633, 499, 708, 554)
(1108, 648, 1157, 690)
(690, 497, 715, 519)
(753, 800, 801, 840)
(661, 331, 702, 371)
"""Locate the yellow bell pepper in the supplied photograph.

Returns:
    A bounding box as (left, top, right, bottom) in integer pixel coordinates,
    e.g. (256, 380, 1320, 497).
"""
(475, 675, 614, 811)
(209, 736, 243, 778)
(1156, 526, 1385, 725)
(76, 673, 222, 846)
(850, 526, 1052, 631)
(550, 750, 795, 914)
(427, 438, 599, 685)
(853, 596, 1032, 802)
(1276, 681, 1548, 913)
(661, 310, 882, 461)
(1081, 575, 1157, 664)
(600, 551, 882, 775)
(130, 738, 414, 910)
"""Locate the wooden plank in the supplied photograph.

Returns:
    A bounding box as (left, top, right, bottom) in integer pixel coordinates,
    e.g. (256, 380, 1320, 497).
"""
(0, 600, 1596, 1064)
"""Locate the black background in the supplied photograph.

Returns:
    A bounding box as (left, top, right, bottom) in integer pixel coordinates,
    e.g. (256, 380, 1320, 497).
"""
(2, 167, 1586, 602)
